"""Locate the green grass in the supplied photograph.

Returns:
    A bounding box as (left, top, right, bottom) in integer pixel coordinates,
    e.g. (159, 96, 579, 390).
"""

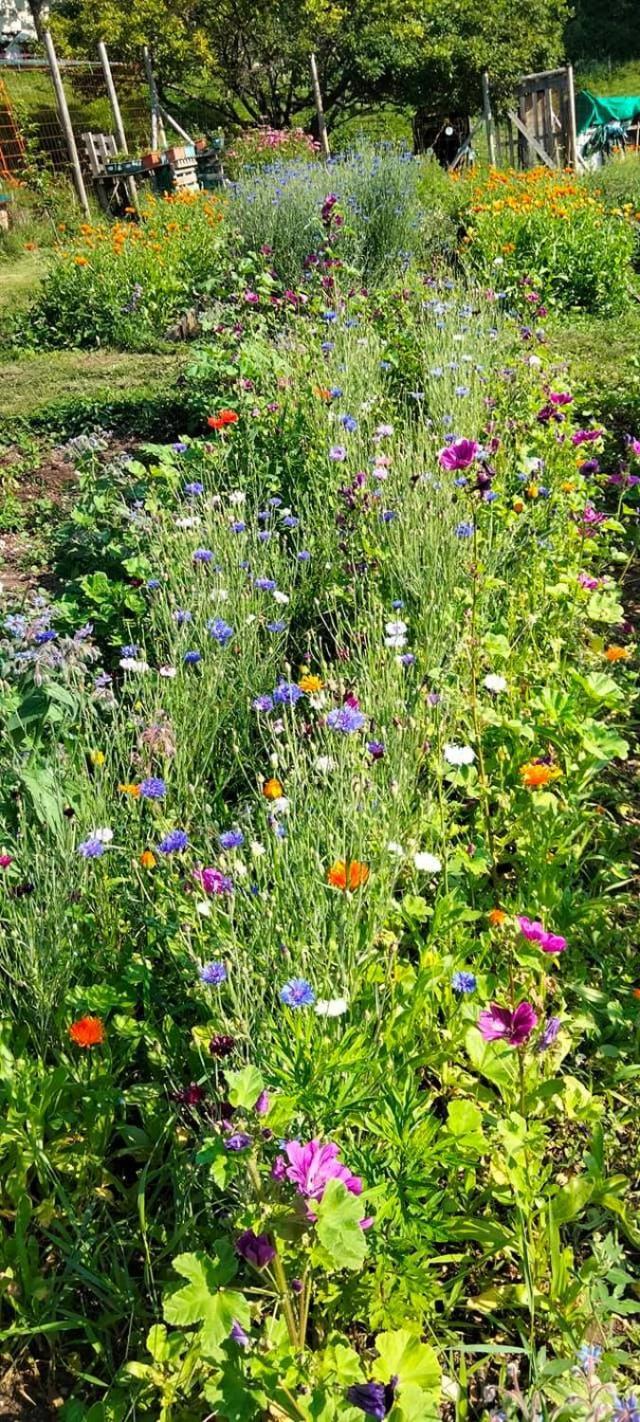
(575, 60, 640, 96)
(0, 252, 46, 314)
(0, 347, 188, 430)
(549, 305, 640, 441)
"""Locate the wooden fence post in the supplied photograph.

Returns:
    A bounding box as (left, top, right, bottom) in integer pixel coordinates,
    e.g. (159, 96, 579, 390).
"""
(310, 52, 330, 160)
(566, 63, 581, 170)
(43, 28, 90, 215)
(97, 40, 138, 210)
(143, 45, 166, 150)
(481, 70, 497, 166)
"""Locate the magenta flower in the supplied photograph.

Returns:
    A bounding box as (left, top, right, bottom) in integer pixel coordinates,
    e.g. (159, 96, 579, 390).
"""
(195, 866, 234, 895)
(628, 438, 640, 459)
(517, 915, 567, 954)
(549, 391, 573, 407)
(572, 429, 603, 446)
(438, 438, 479, 471)
(0, 854, 13, 869)
(578, 573, 600, 590)
(235, 1230, 276, 1268)
(478, 1001, 538, 1046)
(284, 1139, 362, 1202)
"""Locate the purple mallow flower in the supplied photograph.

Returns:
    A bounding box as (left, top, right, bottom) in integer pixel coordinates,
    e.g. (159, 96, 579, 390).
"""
(438, 438, 478, 471)
(478, 1001, 538, 1046)
(517, 915, 567, 954)
(283, 1139, 362, 1202)
(346, 1379, 397, 1418)
(235, 1230, 276, 1268)
(230, 1320, 250, 1347)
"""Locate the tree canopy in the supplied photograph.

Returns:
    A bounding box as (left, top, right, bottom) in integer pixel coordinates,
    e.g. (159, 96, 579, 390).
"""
(52, 0, 569, 129)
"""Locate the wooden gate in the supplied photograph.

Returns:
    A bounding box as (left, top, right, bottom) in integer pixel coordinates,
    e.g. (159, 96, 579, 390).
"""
(514, 67, 579, 170)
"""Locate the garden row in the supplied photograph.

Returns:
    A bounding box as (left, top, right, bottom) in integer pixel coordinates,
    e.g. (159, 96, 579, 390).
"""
(1, 212, 639, 1419)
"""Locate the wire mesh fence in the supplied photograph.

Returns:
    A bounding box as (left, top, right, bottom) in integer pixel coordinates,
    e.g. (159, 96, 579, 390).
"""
(0, 58, 151, 189)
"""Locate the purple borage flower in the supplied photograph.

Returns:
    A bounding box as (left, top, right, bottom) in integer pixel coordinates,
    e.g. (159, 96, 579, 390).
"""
(224, 1132, 252, 1151)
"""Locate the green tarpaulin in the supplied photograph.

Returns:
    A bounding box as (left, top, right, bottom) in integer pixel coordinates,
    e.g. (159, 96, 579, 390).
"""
(576, 89, 640, 135)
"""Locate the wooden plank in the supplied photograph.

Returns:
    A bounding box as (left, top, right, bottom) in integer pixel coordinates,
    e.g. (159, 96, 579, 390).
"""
(81, 131, 101, 177)
(448, 118, 483, 170)
(507, 109, 557, 168)
(482, 71, 496, 165)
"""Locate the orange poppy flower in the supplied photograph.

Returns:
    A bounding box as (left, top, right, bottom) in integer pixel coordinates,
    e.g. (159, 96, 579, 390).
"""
(314, 386, 332, 400)
(519, 762, 562, 789)
(633, 988, 640, 1000)
(140, 850, 156, 869)
(119, 782, 141, 796)
(603, 646, 630, 662)
(488, 908, 508, 926)
(298, 674, 323, 693)
(207, 410, 239, 430)
(327, 859, 369, 891)
(69, 1015, 105, 1048)
(262, 777, 283, 800)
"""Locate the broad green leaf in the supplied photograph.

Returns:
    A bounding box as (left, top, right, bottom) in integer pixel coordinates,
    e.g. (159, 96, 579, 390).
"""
(316, 1179, 367, 1271)
(579, 720, 629, 762)
(163, 1249, 249, 1357)
(443, 1097, 486, 1154)
(393, 1383, 440, 1421)
(465, 1027, 516, 1094)
(225, 1065, 265, 1110)
(373, 1329, 440, 1394)
(550, 1177, 593, 1225)
(586, 590, 624, 624)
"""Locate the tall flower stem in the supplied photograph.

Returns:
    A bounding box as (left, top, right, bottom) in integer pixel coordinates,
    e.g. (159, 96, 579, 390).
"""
(246, 1157, 299, 1348)
(469, 520, 500, 893)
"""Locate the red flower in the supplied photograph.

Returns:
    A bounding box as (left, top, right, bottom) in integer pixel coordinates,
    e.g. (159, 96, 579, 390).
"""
(68, 1015, 105, 1048)
(207, 409, 239, 430)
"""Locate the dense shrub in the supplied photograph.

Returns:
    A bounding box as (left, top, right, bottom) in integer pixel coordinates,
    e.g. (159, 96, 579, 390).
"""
(24, 191, 227, 349)
(461, 165, 635, 315)
(230, 144, 455, 286)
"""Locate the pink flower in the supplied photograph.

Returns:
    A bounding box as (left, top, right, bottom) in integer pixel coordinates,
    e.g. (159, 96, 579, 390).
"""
(578, 573, 600, 590)
(572, 429, 603, 446)
(478, 1001, 538, 1046)
(549, 391, 573, 407)
(0, 854, 13, 869)
(517, 915, 567, 954)
(628, 437, 640, 459)
(438, 438, 479, 471)
(284, 1139, 362, 1202)
(194, 866, 234, 895)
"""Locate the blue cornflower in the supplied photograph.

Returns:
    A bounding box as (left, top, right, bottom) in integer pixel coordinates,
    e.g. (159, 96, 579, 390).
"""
(329, 445, 347, 461)
(455, 521, 474, 538)
(392, 599, 404, 609)
(184, 481, 204, 496)
(381, 510, 397, 523)
(147, 579, 161, 590)
(483, 490, 499, 504)
(173, 441, 188, 453)
(273, 682, 303, 706)
(121, 643, 138, 657)
(139, 777, 166, 800)
(367, 740, 385, 760)
(326, 706, 366, 733)
(280, 978, 315, 1007)
(321, 310, 337, 322)
(231, 520, 246, 533)
(452, 971, 477, 994)
(254, 577, 277, 592)
(77, 837, 105, 859)
(173, 609, 192, 625)
(281, 515, 298, 528)
(538, 1016, 561, 1052)
(266, 620, 286, 633)
(258, 531, 272, 543)
(399, 653, 416, 666)
(253, 694, 274, 712)
(157, 829, 189, 854)
(268, 497, 282, 508)
(219, 829, 244, 851)
(199, 960, 227, 985)
(193, 548, 214, 563)
(297, 550, 311, 562)
(183, 650, 202, 665)
(454, 476, 468, 488)
(339, 414, 358, 433)
(208, 618, 234, 646)
(34, 629, 57, 645)
(329, 386, 343, 398)
(321, 341, 334, 353)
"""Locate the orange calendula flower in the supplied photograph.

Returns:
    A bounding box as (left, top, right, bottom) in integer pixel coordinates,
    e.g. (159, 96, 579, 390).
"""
(140, 850, 156, 869)
(74, 255, 89, 266)
(314, 386, 332, 400)
(298, 674, 323, 693)
(512, 498, 524, 514)
(561, 481, 575, 493)
(603, 646, 631, 662)
(633, 988, 640, 1000)
(488, 908, 508, 926)
(69, 1015, 105, 1048)
(119, 782, 141, 796)
(262, 777, 283, 800)
(327, 859, 369, 891)
(519, 762, 562, 789)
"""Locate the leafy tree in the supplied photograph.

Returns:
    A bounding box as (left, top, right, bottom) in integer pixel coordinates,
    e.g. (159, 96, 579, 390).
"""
(52, 0, 569, 131)
(566, 0, 640, 66)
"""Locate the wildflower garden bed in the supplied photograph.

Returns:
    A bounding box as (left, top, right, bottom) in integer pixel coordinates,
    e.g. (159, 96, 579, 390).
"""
(0, 152, 639, 1422)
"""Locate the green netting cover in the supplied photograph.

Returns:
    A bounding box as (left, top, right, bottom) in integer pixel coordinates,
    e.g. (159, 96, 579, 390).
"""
(576, 89, 640, 135)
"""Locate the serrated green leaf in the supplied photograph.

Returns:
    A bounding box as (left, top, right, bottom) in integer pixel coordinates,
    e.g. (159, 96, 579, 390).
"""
(316, 1179, 367, 1271)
